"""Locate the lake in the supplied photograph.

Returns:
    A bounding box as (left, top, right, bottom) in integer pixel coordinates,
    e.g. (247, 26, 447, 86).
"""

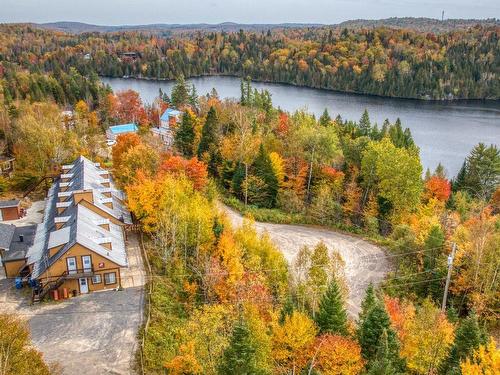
(101, 76, 500, 177)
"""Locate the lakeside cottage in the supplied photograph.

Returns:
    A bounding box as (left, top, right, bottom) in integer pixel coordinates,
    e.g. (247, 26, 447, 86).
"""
(0, 156, 133, 301)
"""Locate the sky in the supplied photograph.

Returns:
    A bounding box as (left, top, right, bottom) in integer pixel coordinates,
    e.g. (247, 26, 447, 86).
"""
(1, 0, 499, 25)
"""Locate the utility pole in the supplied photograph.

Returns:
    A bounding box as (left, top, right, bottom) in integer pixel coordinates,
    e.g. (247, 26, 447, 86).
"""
(441, 242, 456, 312)
(442, 10, 445, 22)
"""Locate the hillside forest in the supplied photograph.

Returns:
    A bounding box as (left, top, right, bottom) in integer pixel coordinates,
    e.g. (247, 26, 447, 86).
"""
(0, 23, 499, 101)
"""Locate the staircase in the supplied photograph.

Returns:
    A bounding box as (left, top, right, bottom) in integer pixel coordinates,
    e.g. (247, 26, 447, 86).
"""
(32, 272, 67, 303)
(23, 174, 59, 198)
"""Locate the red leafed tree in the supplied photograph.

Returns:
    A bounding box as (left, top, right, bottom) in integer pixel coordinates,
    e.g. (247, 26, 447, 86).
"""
(321, 166, 345, 183)
(276, 112, 289, 135)
(159, 156, 208, 190)
(425, 176, 451, 201)
(114, 90, 147, 125)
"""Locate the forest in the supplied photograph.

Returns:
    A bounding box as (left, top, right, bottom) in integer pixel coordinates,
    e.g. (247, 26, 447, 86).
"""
(0, 25, 499, 374)
(0, 23, 499, 101)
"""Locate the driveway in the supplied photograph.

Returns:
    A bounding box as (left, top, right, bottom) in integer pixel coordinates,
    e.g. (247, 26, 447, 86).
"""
(0, 279, 143, 375)
(0, 231, 146, 374)
(121, 232, 146, 289)
(221, 205, 390, 316)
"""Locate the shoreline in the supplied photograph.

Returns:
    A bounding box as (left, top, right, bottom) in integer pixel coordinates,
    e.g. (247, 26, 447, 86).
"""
(100, 73, 500, 103)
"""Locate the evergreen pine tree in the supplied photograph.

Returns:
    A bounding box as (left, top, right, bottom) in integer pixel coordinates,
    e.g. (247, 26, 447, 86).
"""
(366, 329, 400, 375)
(188, 84, 198, 108)
(197, 106, 218, 158)
(232, 162, 246, 199)
(359, 109, 371, 136)
(381, 119, 390, 138)
(279, 296, 295, 324)
(452, 161, 467, 192)
(171, 74, 189, 108)
(434, 163, 446, 179)
(174, 111, 195, 157)
(253, 144, 279, 207)
(357, 291, 401, 368)
(319, 108, 331, 126)
(358, 283, 377, 324)
(218, 318, 264, 375)
(463, 143, 500, 199)
(314, 277, 348, 335)
(441, 312, 487, 374)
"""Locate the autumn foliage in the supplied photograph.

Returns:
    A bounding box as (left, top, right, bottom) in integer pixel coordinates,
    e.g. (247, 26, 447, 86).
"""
(425, 175, 451, 201)
(159, 155, 208, 190)
(307, 334, 365, 375)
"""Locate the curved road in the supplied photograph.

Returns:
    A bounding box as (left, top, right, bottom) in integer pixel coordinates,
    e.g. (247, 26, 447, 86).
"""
(222, 205, 390, 317)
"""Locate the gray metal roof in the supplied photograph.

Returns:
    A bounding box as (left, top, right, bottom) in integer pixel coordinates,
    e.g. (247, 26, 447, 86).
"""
(26, 156, 130, 279)
(2, 225, 36, 262)
(0, 223, 16, 250)
(0, 199, 20, 208)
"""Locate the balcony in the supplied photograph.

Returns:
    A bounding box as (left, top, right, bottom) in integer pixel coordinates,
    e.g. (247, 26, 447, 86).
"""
(65, 267, 95, 279)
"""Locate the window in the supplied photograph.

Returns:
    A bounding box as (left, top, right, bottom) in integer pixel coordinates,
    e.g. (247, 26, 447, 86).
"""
(104, 272, 117, 285)
(92, 275, 102, 284)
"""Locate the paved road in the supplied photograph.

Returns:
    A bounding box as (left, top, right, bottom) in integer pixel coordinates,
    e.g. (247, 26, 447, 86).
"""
(0, 279, 143, 375)
(222, 205, 390, 316)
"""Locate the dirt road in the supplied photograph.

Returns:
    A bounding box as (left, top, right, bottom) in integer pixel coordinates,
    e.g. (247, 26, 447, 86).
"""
(221, 205, 390, 316)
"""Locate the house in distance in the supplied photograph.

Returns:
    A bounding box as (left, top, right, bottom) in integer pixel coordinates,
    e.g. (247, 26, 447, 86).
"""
(151, 108, 183, 147)
(106, 123, 139, 145)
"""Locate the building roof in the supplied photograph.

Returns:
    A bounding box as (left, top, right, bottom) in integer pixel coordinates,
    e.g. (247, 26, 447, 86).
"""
(26, 155, 131, 279)
(29, 195, 128, 279)
(160, 108, 183, 121)
(0, 223, 15, 250)
(3, 225, 36, 262)
(0, 199, 20, 209)
(108, 123, 138, 135)
(57, 156, 132, 224)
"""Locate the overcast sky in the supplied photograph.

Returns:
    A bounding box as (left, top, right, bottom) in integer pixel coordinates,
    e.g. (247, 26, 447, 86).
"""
(1, 0, 499, 25)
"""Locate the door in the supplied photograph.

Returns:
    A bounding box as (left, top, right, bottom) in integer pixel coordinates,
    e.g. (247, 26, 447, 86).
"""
(79, 278, 89, 294)
(66, 257, 77, 275)
(82, 255, 92, 273)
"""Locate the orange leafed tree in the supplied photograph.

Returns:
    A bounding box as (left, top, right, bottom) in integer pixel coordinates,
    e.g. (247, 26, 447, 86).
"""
(112, 132, 141, 171)
(425, 176, 451, 201)
(307, 334, 365, 375)
(159, 155, 208, 190)
(384, 296, 415, 343)
(164, 341, 202, 375)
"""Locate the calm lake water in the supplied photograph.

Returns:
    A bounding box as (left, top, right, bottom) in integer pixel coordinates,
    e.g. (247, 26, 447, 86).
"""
(101, 76, 500, 177)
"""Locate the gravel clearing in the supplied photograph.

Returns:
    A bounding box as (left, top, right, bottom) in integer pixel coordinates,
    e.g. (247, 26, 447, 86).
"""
(221, 205, 390, 316)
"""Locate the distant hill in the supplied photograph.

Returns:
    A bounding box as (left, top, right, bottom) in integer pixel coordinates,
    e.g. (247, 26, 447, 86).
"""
(31, 17, 500, 35)
(337, 17, 500, 33)
(34, 21, 323, 34)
